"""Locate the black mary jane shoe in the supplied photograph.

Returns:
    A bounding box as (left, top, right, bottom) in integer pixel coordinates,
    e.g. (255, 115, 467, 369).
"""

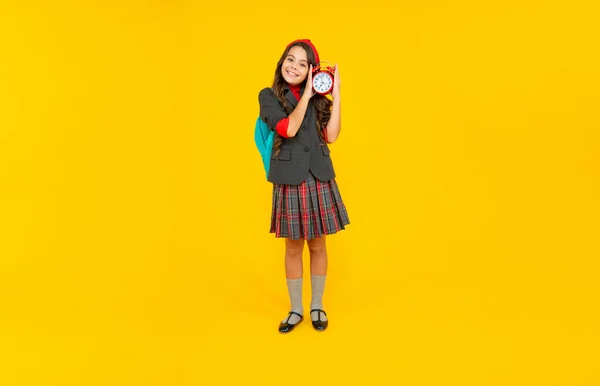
(310, 309, 328, 331)
(278, 311, 303, 334)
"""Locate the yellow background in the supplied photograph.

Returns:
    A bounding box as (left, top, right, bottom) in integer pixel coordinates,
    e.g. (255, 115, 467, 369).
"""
(1, 1, 599, 385)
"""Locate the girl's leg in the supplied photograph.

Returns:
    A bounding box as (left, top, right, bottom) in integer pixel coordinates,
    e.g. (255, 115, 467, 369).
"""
(307, 236, 328, 323)
(285, 237, 305, 279)
(282, 238, 305, 325)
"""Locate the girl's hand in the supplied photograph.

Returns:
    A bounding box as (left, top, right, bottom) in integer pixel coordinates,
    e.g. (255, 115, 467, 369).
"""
(303, 64, 315, 100)
(331, 64, 340, 101)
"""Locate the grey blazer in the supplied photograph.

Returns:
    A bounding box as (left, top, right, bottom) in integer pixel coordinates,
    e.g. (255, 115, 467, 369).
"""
(258, 86, 336, 185)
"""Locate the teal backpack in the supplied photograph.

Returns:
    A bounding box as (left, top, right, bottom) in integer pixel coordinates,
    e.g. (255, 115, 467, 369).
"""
(254, 116, 275, 179)
(254, 90, 281, 179)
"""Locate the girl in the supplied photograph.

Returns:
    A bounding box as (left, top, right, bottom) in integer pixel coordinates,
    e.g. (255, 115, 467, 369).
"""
(258, 39, 350, 333)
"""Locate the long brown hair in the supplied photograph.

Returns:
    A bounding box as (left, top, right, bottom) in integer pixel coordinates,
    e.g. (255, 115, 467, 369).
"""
(271, 42, 332, 157)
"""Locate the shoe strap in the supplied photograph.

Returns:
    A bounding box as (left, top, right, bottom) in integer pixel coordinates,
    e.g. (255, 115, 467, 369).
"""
(310, 309, 327, 321)
(285, 311, 303, 324)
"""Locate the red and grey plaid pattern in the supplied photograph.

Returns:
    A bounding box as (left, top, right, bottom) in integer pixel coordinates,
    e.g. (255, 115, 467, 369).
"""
(270, 171, 350, 240)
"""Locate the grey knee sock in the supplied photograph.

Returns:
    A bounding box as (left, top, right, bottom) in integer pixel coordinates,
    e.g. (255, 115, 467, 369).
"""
(283, 278, 303, 324)
(310, 274, 328, 322)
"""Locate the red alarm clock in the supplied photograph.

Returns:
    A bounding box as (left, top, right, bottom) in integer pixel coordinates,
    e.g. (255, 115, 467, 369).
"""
(312, 61, 335, 95)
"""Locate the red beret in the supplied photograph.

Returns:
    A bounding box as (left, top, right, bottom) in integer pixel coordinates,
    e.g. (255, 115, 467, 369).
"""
(286, 39, 320, 65)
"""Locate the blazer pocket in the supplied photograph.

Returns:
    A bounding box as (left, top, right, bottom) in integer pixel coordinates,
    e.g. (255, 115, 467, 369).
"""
(321, 146, 331, 156)
(271, 148, 291, 161)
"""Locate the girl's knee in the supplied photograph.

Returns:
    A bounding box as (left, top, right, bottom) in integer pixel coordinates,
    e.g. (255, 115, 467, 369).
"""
(285, 238, 305, 256)
(307, 237, 327, 255)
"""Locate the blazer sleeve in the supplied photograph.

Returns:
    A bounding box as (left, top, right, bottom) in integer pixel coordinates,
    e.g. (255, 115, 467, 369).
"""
(258, 88, 288, 132)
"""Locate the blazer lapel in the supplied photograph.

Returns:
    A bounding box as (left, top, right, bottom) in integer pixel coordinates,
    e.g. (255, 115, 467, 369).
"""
(284, 84, 305, 109)
(285, 88, 297, 108)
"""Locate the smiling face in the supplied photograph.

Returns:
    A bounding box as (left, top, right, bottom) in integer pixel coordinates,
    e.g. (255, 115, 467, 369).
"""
(281, 45, 309, 86)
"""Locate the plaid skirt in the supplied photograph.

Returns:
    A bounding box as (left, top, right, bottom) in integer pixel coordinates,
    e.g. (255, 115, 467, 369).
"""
(270, 171, 350, 240)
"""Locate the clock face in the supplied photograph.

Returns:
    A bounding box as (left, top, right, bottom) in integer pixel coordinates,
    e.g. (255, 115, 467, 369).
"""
(312, 71, 333, 94)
